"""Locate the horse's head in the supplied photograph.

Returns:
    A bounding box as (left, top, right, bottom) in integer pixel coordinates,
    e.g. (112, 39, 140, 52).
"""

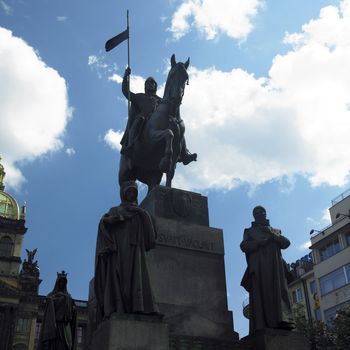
(163, 54, 190, 105)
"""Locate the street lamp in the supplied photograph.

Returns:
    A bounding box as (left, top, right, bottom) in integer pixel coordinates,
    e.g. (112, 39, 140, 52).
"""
(309, 229, 324, 235)
(335, 212, 350, 219)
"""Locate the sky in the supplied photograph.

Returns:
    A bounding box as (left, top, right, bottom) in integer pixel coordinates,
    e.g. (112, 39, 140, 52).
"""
(1, 0, 350, 338)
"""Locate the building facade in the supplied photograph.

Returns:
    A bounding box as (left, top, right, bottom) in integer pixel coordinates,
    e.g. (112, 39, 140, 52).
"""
(0, 158, 88, 349)
(289, 189, 350, 324)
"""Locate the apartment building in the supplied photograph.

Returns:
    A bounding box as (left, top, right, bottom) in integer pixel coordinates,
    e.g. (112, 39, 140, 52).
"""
(289, 189, 350, 323)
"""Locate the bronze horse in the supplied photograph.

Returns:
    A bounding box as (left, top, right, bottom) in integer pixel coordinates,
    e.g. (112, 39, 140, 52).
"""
(119, 54, 195, 192)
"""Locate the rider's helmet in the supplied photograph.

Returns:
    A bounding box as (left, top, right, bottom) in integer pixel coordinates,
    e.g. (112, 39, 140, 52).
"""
(145, 77, 157, 95)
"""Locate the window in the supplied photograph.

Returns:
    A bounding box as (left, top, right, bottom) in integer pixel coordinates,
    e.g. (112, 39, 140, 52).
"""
(319, 264, 350, 295)
(319, 239, 341, 261)
(292, 287, 304, 303)
(35, 322, 41, 340)
(344, 263, 350, 285)
(346, 233, 350, 247)
(77, 326, 83, 344)
(16, 318, 31, 333)
(314, 308, 321, 321)
(310, 280, 317, 294)
(0, 236, 13, 257)
(324, 301, 350, 324)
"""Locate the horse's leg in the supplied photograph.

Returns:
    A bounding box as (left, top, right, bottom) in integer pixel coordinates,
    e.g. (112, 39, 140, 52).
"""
(165, 173, 172, 187)
(156, 129, 174, 173)
(166, 165, 176, 187)
(147, 178, 158, 193)
(118, 155, 136, 186)
(144, 171, 163, 194)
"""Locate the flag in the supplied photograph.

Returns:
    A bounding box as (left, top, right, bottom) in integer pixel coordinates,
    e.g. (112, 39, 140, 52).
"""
(105, 28, 129, 52)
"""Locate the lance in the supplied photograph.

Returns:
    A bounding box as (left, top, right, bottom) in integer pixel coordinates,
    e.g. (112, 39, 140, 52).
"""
(127, 10, 131, 120)
(105, 10, 131, 119)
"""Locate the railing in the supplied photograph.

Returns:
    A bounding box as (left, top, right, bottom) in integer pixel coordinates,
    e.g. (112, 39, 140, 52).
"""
(310, 222, 333, 238)
(332, 188, 350, 206)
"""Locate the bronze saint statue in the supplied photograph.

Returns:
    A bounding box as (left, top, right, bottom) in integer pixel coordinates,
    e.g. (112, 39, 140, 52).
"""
(240, 206, 294, 333)
(94, 181, 159, 321)
(121, 66, 196, 165)
(38, 271, 77, 350)
(120, 67, 161, 157)
(118, 55, 197, 192)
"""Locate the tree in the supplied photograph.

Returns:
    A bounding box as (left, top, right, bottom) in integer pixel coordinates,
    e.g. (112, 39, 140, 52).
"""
(294, 305, 350, 350)
(331, 306, 350, 350)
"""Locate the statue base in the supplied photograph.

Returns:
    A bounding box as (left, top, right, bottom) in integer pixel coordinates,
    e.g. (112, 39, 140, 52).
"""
(140, 186, 236, 343)
(90, 313, 169, 350)
(239, 329, 309, 350)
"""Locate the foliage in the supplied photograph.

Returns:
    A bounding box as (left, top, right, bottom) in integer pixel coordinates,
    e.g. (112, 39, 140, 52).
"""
(294, 306, 350, 350)
(295, 315, 333, 350)
(331, 306, 350, 350)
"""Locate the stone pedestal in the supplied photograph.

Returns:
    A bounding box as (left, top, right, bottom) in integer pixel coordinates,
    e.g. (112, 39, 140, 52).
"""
(140, 186, 237, 346)
(90, 314, 169, 350)
(87, 186, 238, 349)
(239, 329, 309, 350)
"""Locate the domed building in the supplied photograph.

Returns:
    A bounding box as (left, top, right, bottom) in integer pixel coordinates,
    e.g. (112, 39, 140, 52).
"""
(0, 159, 27, 274)
(0, 157, 43, 350)
(0, 157, 88, 350)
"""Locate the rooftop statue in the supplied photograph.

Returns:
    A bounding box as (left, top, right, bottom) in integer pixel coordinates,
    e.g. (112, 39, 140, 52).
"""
(38, 271, 77, 350)
(240, 206, 294, 333)
(21, 248, 39, 276)
(118, 54, 197, 192)
(94, 181, 159, 321)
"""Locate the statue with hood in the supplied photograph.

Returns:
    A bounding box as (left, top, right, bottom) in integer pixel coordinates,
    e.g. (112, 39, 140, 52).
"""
(240, 206, 294, 333)
(38, 271, 77, 350)
(94, 181, 159, 322)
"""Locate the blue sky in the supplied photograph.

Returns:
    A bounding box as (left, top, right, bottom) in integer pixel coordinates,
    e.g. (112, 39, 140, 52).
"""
(1, 0, 350, 337)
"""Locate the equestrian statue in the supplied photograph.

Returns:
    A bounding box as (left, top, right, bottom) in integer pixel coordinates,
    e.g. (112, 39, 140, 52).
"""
(118, 54, 197, 192)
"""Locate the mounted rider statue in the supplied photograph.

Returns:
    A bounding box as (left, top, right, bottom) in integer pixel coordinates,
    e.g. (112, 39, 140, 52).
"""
(118, 54, 197, 192)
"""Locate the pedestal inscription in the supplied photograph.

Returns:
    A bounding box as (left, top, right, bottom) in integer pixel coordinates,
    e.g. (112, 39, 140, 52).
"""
(141, 186, 237, 344)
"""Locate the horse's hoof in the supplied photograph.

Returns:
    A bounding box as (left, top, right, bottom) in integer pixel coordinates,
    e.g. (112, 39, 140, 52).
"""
(159, 156, 172, 173)
(183, 152, 197, 165)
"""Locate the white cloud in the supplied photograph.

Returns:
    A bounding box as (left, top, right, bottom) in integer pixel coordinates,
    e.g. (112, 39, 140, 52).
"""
(56, 16, 67, 22)
(1, 1, 12, 15)
(108, 73, 123, 84)
(0, 27, 71, 189)
(65, 148, 76, 156)
(104, 129, 123, 151)
(173, 0, 350, 190)
(168, 0, 262, 41)
(88, 54, 118, 79)
(88, 55, 99, 66)
(305, 207, 331, 233)
(105, 1, 350, 192)
(108, 72, 146, 94)
(298, 240, 311, 251)
(322, 208, 331, 224)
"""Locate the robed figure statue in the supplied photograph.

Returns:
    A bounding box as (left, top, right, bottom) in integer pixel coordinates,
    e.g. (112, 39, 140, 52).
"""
(240, 206, 294, 333)
(94, 181, 159, 322)
(38, 271, 77, 350)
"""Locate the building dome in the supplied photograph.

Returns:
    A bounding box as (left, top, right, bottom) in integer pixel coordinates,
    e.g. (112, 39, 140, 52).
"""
(0, 191, 20, 220)
(0, 156, 20, 220)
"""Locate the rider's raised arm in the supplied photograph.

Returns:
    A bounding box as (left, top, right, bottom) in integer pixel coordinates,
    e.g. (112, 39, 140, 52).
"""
(122, 67, 136, 102)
